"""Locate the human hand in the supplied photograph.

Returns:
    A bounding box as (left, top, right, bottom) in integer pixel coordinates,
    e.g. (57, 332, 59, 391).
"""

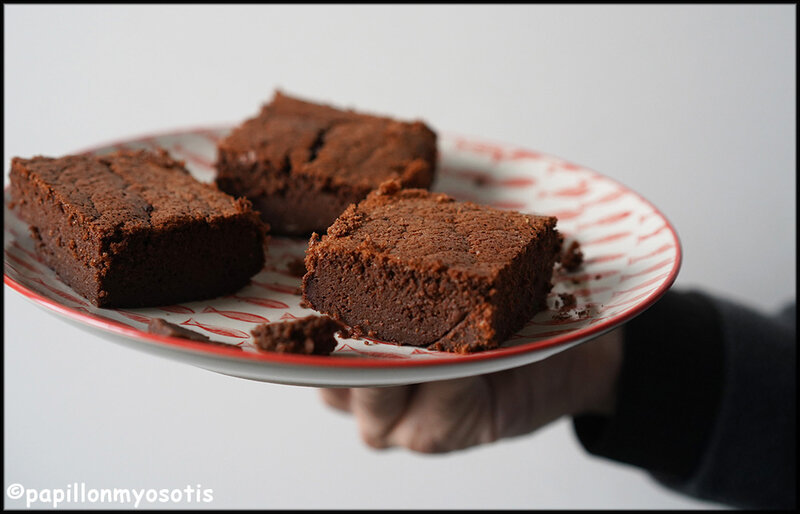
(320, 328, 623, 454)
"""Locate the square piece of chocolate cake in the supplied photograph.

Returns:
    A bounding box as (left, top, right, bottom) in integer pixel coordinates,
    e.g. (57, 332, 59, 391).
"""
(302, 182, 562, 353)
(215, 92, 437, 235)
(9, 149, 267, 308)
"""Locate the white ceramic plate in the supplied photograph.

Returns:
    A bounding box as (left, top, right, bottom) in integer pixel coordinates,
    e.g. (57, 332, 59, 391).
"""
(4, 127, 681, 386)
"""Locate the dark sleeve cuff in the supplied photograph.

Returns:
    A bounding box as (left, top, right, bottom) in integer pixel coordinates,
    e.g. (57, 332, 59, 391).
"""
(573, 290, 725, 480)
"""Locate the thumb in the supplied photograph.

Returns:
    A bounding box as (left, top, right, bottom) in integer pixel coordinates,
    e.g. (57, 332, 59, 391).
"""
(349, 385, 415, 449)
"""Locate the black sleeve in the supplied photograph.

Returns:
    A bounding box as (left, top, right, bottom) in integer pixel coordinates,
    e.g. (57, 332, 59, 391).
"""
(572, 290, 796, 509)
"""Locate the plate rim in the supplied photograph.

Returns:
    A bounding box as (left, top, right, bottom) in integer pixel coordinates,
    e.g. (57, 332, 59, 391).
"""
(4, 125, 683, 369)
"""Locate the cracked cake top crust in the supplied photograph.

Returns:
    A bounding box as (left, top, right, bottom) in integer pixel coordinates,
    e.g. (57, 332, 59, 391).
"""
(217, 91, 437, 192)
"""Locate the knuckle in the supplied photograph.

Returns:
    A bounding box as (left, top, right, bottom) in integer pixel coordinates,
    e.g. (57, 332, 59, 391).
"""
(409, 437, 444, 454)
(361, 431, 389, 450)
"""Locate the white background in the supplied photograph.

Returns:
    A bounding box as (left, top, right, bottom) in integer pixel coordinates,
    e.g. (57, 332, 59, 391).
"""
(4, 4, 794, 509)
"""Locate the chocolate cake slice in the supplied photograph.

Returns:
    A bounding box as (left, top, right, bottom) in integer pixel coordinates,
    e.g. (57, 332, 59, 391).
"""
(9, 149, 267, 307)
(215, 91, 437, 235)
(302, 181, 562, 353)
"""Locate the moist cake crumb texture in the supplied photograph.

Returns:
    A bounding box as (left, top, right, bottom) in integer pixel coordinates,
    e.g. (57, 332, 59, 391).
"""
(561, 240, 584, 272)
(251, 315, 344, 355)
(302, 182, 562, 353)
